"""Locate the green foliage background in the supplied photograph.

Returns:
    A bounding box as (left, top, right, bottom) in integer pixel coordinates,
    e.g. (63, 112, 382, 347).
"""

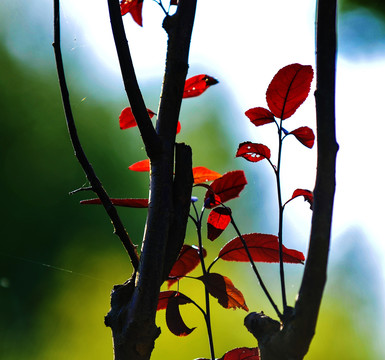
(1, 1, 384, 359)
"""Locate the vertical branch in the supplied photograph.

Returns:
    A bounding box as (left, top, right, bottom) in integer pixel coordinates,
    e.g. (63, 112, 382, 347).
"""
(52, 0, 139, 271)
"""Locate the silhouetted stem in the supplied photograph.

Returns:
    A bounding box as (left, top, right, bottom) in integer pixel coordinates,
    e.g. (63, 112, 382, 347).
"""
(53, 0, 139, 271)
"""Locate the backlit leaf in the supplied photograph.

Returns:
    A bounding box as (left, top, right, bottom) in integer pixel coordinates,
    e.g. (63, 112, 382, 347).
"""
(245, 107, 275, 127)
(289, 126, 315, 148)
(80, 198, 148, 208)
(220, 347, 260, 360)
(119, 107, 156, 130)
(290, 189, 313, 209)
(120, 0, 143, 27)
(176, 121, 181, 134)
(167, 245, 207, 288)
(236, 142, 271, 163)
(218, 233, 305, 264)
(193, 166, 222, 184)
(183, 75, 219, 98)
(128, 159, 150, 172)
(266, 63, 313, 120)
(204, 171, 247, 209)
(157, 291, 192, 310)
(207, 207, 232, 241)
(166, 295, 196, 336)
(198, 273, 248, 311)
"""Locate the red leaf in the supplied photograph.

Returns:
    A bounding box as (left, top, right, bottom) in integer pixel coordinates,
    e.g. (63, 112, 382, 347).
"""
(193, 166, 222, 184)
(245, 107, 275, 127)
(166, 295, 196, 336)
(218, 233, 305, 264)
(220, 347, 260, 360)
(170, 0, 178, 5)
(183, 75, 219, 98)
(176, 121, 181, 134)
(128, 159, 150, 172)
(266, 63, 314, 120)
(120, 0, 143, 27)
(289, 126, 315, 148)
(119, 107, 156, 130)
(207, 207, 232, 241)
(157, 291, 192, 310)
(290, 189, 313, 209)
(80, 198, 148, 208)
(167, 245, 207, 288)
(236, 142, 271, 163)
(198, 273, 248, 311)
(203, 171, 247, 209)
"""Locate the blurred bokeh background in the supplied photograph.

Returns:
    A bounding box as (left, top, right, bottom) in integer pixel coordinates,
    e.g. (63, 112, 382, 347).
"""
(1, 0, 384, 359)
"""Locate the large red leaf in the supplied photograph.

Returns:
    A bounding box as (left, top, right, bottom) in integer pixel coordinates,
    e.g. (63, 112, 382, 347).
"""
(198, 273, 249, 311)
(128, 159, 150, 172)
(236, 142, 271, 163)
(266, 63, 313, 120)
(119, 107, 156, 130)
(289, 189, 313, 209)
(207, 207, 232, 241)
(120, 0, 143, 27)
(167, 245, 207, 288)
(204, 171, 247, 209)
(193, 166, 222, 184)
(245, 107, 275, 127)
(218, 233, 305, 264)
(220, 347, 260, 360)
(183, 75, 219, 98)
(289, 126, 315, 148)
(80, 198, 148, 208)
(166, 295, 196, 336)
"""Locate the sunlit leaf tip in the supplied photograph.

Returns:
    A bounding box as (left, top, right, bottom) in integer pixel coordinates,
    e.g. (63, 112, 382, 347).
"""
(236, 142, 271, 163)
(183, 74, 219, 98)
(193, 166, 222, 184)
(128, 159, 150, 172)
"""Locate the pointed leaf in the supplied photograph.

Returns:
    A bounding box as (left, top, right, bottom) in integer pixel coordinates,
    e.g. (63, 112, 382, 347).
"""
(289, 126, 315, 148)
(120, 0, 143, 27)
(220, 347, 260, 360)
(266, 63, 314, 120)
(198, 273, 248, 311)
(166, 295, 196, 336)
(290, 189, 313, 209)
(119, 107, 156, 130)
(207, 207, 232, 241)
(236, 142, 271, 163)
(167, 245, 207, 288)
(183, 75, 219, 98)
(80, 198, 148, 208)
(245, 107, 275, 127)
(218, 233, 305, 264)
(193, 166, 222, 184)
(128, 159, 150, 172)
(157, 291, 192, 310)
(204, 171, 247, 209)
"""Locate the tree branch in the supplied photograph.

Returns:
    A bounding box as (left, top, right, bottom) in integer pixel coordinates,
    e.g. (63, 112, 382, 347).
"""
(53, 0, 140, 271)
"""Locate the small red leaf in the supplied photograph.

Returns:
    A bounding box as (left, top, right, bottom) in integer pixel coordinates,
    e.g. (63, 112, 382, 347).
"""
(120, 0, 143, 26)
(193, 166, 222, 184)
(167, 245, 207, 288)
(220, 347, 260, 360)
(128, 159, 150, 172)
(176, 121, 181, 134)
(266, 63, 314, 120)
(207, 207, 232, 241)
(166, 295, 196, 336)
(218, 233, 305, 264)
(290, 189, 313, 209)
(157, 291, 192, 310)
(80, 198, 148, 208)
(204, 171, 247, 209)
(245, 107, 275, 127)
(119, 107, 156, 130)
(198, 273, 248, 311)
(289, 126, 315, 148)
(183, 75, 219, 98)
(236, 142, 271, 163)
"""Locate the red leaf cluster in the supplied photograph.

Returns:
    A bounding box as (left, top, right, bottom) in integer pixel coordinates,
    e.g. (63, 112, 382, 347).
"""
(289, 126, 315, 148)
(207, 207, 232, 241)
(183, 75, 219, 98)
(80, 198, 148, 208)
(218, 233, 305, 264)
(204, 171, 247, 208)
(236, 142, 271, 163)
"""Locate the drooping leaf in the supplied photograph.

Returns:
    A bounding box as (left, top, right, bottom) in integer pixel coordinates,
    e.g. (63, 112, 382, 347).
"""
(183, 75, 219, 98)
(290, 189, 314, 209)
(119, 107, 156, 130)
(128, 159, 150, 172)
(167, 245, 207, 288)
(289, 126, 315, 148)
(220, 347, 260, 360)
(266, 63, 313, 120)
(193, 166, 222, 184)
(207, 207, 232, 241)
(120, 0, 144, 27)
(198, 273, 249, 311)
(204, 171, 247, 209)
(218, 233, 305, 264)
(166, 295, 196, 336)
(236, 142, 271, 163)
(80, 198, 149, 208)
(157, 291, 192, 310)
(245, 107, 275, 127)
